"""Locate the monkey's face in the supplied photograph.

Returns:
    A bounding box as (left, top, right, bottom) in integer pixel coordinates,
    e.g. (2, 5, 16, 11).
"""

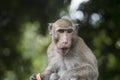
(48, 19, 78, 56)
(53, 25, 76, 56)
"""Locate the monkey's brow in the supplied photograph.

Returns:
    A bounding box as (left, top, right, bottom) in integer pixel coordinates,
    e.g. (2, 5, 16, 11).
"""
(57, 29, 73, 31)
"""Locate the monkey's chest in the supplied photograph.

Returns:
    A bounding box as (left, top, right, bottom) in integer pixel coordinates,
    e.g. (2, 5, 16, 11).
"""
(58, 57, 81, 76)
(65, 58, 81, 69)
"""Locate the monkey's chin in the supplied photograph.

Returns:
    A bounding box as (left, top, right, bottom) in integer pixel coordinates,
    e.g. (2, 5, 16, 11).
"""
(58, 48, 69, 56)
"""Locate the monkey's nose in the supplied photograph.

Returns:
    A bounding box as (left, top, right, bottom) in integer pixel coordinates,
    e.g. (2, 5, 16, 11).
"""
(62, 41, 68, 45)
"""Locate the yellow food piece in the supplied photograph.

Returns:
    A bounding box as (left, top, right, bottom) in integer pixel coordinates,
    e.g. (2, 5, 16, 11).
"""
(36, 73, 41, 80)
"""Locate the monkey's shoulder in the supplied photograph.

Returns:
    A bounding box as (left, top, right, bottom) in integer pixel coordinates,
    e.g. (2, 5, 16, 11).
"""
(76, 37, 93, 53)
(47, 42, 56, 54)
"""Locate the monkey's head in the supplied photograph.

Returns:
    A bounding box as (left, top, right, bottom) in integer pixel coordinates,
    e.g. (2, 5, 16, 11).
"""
(48, 19, 79, 56)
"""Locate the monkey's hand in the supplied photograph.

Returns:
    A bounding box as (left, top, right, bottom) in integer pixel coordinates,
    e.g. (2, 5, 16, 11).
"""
(29, 73, 41, 80)
(29, 74, 37, 80)
(39, 73, 50, 80)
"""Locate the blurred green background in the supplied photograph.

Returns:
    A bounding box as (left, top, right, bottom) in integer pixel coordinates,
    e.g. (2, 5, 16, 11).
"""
(0, 0, 120, 80)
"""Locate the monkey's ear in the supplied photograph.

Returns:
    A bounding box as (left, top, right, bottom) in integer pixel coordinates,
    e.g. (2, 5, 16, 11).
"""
(73, 23, 80, 32)
(48, 23, 53, 35)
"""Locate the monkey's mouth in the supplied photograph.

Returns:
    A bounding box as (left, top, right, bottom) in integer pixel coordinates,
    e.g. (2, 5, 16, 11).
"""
(57, 47, 70, 56)
(61, 48, 68, 51)
(60, 47, 69, 55)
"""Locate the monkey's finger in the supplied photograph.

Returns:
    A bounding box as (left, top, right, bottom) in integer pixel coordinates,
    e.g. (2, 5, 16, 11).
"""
(36, 73, 41, 80)
(29, 74, 36, 80)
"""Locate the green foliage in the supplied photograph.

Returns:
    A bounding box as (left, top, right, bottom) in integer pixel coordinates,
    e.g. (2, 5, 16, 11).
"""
(18, 21, 50, 79)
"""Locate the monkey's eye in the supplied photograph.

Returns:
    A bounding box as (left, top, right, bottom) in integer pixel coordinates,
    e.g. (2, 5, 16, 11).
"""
(58, 29, 64, 33)
(67, 29, 73, 33)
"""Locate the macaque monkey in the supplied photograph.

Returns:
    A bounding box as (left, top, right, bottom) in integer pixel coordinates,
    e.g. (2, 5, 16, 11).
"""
(30, 18, 99, 80)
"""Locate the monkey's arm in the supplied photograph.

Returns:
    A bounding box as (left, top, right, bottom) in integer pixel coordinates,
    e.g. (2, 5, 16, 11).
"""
(40, 62, 56, 80)
(29, 65, 53, 80)
(41, 55, 59, 80)
(60, 63, 98, 80)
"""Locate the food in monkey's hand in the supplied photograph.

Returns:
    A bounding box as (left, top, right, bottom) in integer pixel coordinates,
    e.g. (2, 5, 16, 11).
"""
(36, 73, 41, 80)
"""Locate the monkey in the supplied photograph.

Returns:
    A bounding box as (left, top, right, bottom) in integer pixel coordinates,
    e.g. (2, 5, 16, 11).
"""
(30, 18, 99, 80)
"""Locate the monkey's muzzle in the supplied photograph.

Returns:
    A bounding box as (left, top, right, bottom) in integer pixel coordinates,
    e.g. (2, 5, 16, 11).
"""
(61, 48, 68, 51)
(61, 48, 69, 55)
